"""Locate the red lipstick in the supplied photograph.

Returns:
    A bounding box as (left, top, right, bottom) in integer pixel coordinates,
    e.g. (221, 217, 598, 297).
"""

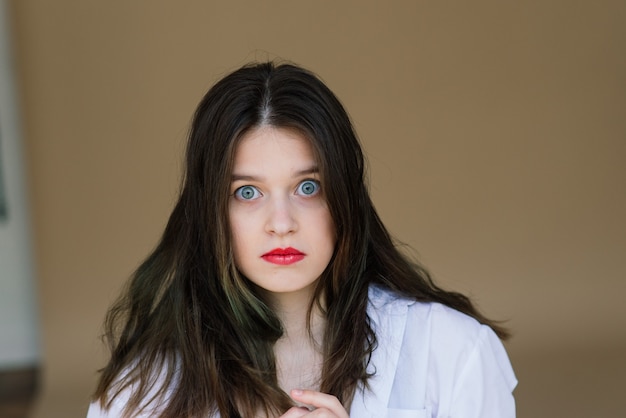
(262, 247, 305, 265)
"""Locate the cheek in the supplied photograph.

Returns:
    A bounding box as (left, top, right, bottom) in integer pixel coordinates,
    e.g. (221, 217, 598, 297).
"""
(321, 204, 335, 232)
(319, 210, 337, 247)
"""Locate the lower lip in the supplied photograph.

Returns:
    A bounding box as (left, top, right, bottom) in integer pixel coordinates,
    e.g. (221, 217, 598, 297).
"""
(262, 254, 305, 265)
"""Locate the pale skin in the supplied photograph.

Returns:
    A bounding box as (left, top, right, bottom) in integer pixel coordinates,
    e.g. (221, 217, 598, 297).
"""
(274, 298, 348, 418)
(229, 126, 350, 417)
(280, 390, 349, 418)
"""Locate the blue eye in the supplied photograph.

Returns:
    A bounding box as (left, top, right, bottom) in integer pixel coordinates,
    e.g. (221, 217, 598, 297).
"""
(297, 180, 320, 196)
(235, 185, 261, 200)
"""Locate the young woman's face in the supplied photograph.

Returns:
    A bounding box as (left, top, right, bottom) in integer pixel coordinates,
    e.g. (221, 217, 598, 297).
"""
(229, 126, 336, 301)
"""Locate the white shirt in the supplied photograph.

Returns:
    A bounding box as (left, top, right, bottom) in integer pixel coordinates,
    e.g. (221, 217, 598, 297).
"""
(350, 285, 517, 417)
(87, 285, 517, 417)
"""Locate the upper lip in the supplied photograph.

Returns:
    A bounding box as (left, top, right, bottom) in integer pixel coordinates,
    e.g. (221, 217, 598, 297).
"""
(262, 247, 305, 256)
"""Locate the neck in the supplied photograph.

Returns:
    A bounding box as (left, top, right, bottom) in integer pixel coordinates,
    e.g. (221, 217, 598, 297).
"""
(269, 284, 325, 341)
(269, 285, 326, 393)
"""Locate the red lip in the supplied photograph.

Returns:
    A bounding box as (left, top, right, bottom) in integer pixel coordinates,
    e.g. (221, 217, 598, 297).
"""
(262, 247, 305, 265)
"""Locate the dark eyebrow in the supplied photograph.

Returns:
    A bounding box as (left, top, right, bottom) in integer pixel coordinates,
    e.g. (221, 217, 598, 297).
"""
(231, 166, 319, 182)
(295, 166, 319, 176)
(231, 174, 260, 182)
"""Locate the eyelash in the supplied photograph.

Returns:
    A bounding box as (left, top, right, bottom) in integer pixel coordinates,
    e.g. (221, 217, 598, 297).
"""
(296, 179, 320, 196)
(234, 185, 261, 200)
(233, 179, 321, 201)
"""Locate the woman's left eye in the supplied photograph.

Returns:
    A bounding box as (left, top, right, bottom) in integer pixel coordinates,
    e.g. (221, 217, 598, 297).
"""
(296, 180, 320, 196)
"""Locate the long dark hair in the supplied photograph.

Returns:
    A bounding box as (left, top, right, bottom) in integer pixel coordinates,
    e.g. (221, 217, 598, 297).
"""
(93, 61, 508, 417)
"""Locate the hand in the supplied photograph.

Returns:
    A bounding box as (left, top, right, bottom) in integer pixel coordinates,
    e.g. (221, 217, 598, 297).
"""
(279, 389, 349, 417)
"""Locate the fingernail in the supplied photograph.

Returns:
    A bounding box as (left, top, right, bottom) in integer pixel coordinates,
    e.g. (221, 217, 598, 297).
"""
(292, 389, 303, 396)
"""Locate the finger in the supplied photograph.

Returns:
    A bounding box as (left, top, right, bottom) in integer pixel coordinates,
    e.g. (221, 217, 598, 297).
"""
(279, 406, 312, 418)
(307, 409, 347, 417)
(289, 390, 349, 418)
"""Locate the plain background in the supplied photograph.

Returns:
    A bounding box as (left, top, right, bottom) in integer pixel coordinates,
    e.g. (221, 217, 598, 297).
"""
(5, 0, 626, 417)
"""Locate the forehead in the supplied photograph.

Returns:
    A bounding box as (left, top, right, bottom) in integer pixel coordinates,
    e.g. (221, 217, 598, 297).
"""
(232, 126, 317, 174)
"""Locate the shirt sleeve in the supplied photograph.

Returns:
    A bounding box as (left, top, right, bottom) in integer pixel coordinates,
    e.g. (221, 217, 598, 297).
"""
(86, 398, 125, 418)
(85, 364, 173, 418)
(86, 393, 165, 418)
(448, 325, 517, 418)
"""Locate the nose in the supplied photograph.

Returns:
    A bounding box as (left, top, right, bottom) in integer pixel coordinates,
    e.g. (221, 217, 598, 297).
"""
(265, 196, 297, 236)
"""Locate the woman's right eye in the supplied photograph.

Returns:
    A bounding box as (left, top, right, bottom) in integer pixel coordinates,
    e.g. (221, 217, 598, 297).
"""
(234, 185, 261, 200)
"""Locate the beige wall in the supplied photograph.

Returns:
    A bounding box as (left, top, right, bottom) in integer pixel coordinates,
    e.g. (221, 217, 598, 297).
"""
(8, 1, 626, 417)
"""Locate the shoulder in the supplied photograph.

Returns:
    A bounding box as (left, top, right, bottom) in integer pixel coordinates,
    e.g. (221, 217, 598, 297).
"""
(367, 284, 489, 359)
(86, 357, 181, 418)
(367, 284, 515, 382)
(365, 284, 517, 416)
(367, 284, 483, 333)
(367, 283, 500, 349)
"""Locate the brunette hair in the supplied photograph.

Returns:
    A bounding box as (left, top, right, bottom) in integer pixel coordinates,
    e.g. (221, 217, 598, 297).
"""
(93, 61, 508, 417)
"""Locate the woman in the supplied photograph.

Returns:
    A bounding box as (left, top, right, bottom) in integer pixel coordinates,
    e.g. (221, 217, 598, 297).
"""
(88, 62, 517, 417)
